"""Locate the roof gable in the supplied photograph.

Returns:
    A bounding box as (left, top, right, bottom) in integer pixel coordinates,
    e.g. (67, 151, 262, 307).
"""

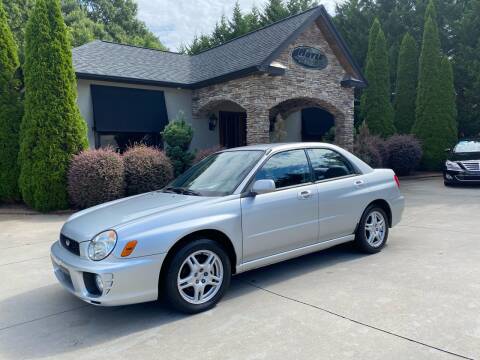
(73, 6, 365, 88)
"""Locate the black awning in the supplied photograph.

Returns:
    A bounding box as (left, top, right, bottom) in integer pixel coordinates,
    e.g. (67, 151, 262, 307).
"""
(91, 85, 168, 133)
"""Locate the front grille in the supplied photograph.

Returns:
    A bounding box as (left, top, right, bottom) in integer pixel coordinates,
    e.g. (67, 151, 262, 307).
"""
(60, 233, 80, 256)
(461, 161, 480, 172)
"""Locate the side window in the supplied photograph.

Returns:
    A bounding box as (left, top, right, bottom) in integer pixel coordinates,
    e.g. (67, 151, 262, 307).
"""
(255, 150, 311, 189)
(307, 148, 355, 181)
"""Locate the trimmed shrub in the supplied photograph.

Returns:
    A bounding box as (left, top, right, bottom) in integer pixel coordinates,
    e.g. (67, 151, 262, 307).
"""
(354, 142, 383, 168)
(123, 145, 174, 195)
(193, 146, 224, 165)
(369, 136, 389, 167)
(18, 0, 88, 211)
(386, 135, 422, 176)
(162, 112, 194, 176)
(68, 148, 125, 209)
(353, 124, 383, 168)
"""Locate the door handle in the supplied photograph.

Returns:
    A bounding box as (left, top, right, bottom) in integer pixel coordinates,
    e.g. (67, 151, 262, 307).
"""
(298, 190, 312, 199)
(354, 179, 365, 187)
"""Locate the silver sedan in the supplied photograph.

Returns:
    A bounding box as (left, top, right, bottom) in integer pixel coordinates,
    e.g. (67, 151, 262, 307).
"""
(51, 143, 404, 313)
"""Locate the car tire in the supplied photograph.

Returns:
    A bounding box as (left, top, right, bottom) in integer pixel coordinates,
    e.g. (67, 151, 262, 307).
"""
(163, 239, 231, 314)
(355, 205, 389, 254)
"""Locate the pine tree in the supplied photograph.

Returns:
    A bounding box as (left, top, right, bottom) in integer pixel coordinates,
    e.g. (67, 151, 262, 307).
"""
(394, 32, 418, 133)
(229, 2, 249, 38)
(18, 0, 88, 211)
(360, 18, 395, 138)
(261, 0, 289, 25)
(0, 0, 22, 202)
(439, 56, 458, 140)
(412, 0, 457, 170)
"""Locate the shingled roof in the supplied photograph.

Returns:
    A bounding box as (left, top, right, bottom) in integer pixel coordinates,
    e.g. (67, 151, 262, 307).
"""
(73, 6, 365, 89)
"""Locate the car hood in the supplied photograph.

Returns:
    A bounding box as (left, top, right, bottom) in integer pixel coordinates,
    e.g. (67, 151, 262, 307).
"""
(61, 192, 207, 242)
(449, 151, 480, 162)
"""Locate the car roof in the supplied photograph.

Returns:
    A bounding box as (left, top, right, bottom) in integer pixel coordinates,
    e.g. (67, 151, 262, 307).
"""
(222, 142, 339, 152)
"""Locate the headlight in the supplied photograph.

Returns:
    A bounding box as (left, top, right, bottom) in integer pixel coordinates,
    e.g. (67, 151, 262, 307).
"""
(88, 230, 117, 261)
(445, 160, 462, 171)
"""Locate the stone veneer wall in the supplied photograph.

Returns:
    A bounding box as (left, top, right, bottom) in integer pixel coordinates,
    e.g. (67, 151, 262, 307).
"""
(192, 22, 355, 150)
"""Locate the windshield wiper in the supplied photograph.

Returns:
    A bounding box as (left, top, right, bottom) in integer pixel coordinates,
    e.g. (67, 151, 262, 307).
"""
(163, 187, 201, 196)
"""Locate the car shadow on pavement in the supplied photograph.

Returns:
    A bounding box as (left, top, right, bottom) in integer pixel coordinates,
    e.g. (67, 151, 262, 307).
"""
(0, 242, 367, 359)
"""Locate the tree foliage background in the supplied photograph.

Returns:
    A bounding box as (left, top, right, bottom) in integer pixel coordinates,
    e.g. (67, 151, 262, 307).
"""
(184, 0, 318, 54)
(334, 0, 479, 137)
(2, 0, 165, 58)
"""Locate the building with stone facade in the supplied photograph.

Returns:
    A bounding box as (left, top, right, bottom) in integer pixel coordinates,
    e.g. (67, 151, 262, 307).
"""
(72, 6, 365, 152)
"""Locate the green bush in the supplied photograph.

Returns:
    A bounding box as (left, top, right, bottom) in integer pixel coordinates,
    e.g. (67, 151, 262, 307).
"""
(353, 124, 383, 168)
(0, 1, 22, 202)
(18, 0, 88, 211)
(162, 112, 194, 176)
(68, 148, 125, 209)
(123, 145, 174, 195)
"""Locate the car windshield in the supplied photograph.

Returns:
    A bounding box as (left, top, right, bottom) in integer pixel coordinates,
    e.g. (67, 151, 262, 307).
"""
(165, 150, 264, 196)
(454, 140, 480, 153)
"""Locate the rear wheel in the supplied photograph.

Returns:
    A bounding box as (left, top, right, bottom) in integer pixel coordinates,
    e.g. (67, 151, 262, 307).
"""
(163, 239, 231, 314)
(355, 206, 389, 253)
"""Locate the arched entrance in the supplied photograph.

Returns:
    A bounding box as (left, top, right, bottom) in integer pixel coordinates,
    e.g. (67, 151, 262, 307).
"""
(195, 99, 247, 149)
(269, 97, 343, 143)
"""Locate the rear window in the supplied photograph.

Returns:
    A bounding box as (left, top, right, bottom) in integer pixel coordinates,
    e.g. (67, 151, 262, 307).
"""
(454, 141, 480, 153)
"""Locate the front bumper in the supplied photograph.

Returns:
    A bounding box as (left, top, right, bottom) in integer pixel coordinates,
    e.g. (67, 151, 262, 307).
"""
(50, 241, 166, 306)
(443, 170, 480, 184)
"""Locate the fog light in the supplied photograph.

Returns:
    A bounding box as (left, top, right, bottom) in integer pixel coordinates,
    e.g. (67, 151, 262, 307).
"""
(95, 274, 104, 294)
(445, 174, 453, 180)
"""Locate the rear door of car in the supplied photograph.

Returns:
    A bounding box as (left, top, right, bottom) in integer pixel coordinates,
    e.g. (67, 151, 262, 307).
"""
(241, 149, 319, 262)
(306, 148, 368, 241)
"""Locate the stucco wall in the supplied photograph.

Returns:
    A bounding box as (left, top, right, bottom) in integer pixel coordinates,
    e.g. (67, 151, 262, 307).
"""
(77, 79, 218, 149)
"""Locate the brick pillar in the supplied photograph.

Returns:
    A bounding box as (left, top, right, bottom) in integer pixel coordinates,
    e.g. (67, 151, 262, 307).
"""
(246, 105, 270, 144)
(335, 109, 354, 151)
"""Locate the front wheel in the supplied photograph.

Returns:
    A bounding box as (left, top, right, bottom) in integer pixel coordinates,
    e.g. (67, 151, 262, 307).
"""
(163, 239, 231, 314)
(355, 206, 389, 253)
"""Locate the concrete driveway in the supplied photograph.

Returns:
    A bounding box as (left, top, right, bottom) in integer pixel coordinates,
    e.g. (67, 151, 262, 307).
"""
(0, 177, 479, 360)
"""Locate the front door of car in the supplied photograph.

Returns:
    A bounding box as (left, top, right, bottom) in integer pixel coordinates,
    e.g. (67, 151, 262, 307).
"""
(241, 149, 319, 262)
(306, 148, 367, 241)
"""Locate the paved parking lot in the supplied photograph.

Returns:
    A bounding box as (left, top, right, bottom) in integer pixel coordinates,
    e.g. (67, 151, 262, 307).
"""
(1, 177, 479, 360)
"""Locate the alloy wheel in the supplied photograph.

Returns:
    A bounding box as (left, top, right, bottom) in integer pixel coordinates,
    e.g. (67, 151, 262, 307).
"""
(177, 250, 224, 305)
(364, 210, 386, 247)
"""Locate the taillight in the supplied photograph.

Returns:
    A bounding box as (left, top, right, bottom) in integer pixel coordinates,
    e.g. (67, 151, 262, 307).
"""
(394, 175, 400, 188)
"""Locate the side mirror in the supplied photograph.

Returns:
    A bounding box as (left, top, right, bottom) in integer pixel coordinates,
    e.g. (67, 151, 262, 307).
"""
(251, 179, 276, 195)
(445, 148, 451, 153)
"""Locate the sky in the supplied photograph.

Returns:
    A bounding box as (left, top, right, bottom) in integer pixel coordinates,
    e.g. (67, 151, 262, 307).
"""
(136, 0, 343, 52)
